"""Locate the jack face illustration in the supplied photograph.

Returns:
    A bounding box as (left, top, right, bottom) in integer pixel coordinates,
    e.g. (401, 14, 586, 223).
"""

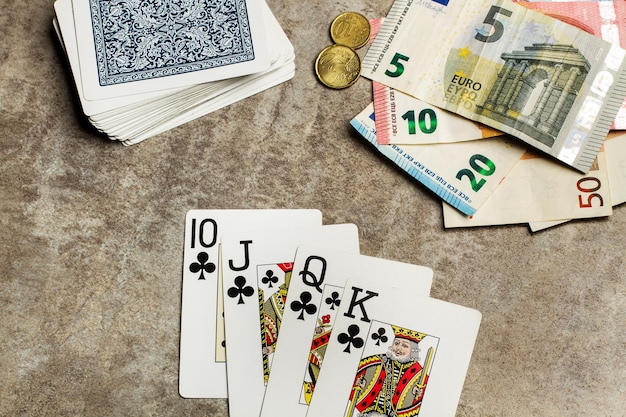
(259, 263, 293, 382)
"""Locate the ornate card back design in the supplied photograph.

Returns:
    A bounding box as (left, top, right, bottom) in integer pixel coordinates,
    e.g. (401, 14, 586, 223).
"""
(90, 0, 255, 86)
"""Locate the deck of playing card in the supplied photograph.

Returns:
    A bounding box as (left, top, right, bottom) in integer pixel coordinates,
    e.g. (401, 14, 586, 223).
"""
(52, 0, 294, 144)
(178, 209, 482, 417)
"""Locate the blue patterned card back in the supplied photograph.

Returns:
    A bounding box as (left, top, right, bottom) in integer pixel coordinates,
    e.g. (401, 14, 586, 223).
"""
(90, 0, 256, 86)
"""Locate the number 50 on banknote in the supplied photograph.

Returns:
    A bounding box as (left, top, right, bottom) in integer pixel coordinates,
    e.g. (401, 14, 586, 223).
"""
(363, 0, 626, 173)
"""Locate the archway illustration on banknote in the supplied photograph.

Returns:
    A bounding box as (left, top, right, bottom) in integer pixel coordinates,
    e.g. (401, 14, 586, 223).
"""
(476, 43, 590, 148)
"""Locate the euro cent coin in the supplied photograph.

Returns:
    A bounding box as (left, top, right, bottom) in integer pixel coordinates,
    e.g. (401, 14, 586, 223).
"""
(315, 44, 362, 89)
(330, 12, 371, 49)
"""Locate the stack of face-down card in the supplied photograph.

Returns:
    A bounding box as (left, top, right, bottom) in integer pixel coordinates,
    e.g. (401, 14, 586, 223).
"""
(52, 0, 294, 145)
(179, 209, 483, 417)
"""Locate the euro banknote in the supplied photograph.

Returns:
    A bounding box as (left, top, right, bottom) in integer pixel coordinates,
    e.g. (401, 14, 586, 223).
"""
(443, 146, 612, 228)
(373, 81, 502, 144)
(362, 0, 626, 173)
(527, 219, 567, 233)
(528, 131, 625, 232)
(528, 131, 626, 232)
(351, 103, 527, 215)
(516, 0, 626, 129)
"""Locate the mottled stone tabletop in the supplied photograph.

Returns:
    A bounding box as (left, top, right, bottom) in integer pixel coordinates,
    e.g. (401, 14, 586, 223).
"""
(1, 0, 625, 416)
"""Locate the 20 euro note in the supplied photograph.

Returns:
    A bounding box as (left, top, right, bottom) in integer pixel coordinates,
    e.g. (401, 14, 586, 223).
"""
(362, 0, 626, 173)
(442, 146, 612, 228)
(351, 103, 527, 215)
(373, 81, 503, 144)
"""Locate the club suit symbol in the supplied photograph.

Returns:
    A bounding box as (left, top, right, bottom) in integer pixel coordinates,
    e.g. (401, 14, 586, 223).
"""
(188, 252, 216, 280)
(290, 291, 318, 320)
(338, 324, 364, 353)
(228, 276, 254, 304)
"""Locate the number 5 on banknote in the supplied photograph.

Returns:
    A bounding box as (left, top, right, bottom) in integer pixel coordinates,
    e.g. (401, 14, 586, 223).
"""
(475, 6, 512, 43)
(384, 53, 409, 78)
(363, 0, 626, 173)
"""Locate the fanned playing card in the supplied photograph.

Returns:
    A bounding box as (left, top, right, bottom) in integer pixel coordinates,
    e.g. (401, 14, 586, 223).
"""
(221, 224, 360, 417)
(261, 245, 433, 417)
(178, 209, 321, 398)
(307, 278, 482, 417)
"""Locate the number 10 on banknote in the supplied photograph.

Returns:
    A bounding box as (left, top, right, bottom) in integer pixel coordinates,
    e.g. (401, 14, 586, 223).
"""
(363, 0, 626, 173)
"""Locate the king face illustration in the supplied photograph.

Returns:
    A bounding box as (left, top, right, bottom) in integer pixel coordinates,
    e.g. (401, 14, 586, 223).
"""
(347, 326, 433, 417)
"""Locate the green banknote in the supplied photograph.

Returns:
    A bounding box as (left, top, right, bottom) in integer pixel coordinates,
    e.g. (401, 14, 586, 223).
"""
(363, 0, 626, 173)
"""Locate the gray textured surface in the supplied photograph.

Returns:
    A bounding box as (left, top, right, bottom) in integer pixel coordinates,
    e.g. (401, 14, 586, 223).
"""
(1, 0, 625, 415)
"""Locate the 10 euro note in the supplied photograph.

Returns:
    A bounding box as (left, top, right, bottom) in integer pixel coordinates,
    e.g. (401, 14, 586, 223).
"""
(363, 0, 626, 173)
(351, 103, 527, 216)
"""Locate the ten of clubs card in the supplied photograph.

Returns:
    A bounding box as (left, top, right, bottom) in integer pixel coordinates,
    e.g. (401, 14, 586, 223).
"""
(221, 224, 360, 417)
(307, 277, 482, 417)
(178, 209, 322, 398)
(261, 245, 434, 417)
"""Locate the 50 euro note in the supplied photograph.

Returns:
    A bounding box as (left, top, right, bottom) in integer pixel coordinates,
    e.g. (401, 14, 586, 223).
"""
(443, 145, 612, 229)
(528, 131, 626, 232)
(362, 0, 626, 173)
(373, 81, 502, 144)
(351, 103, 527, 216)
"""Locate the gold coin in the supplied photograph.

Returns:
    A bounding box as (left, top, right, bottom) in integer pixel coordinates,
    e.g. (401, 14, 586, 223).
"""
(330, 12, 371, 50)
(315, 44, 361, 89)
